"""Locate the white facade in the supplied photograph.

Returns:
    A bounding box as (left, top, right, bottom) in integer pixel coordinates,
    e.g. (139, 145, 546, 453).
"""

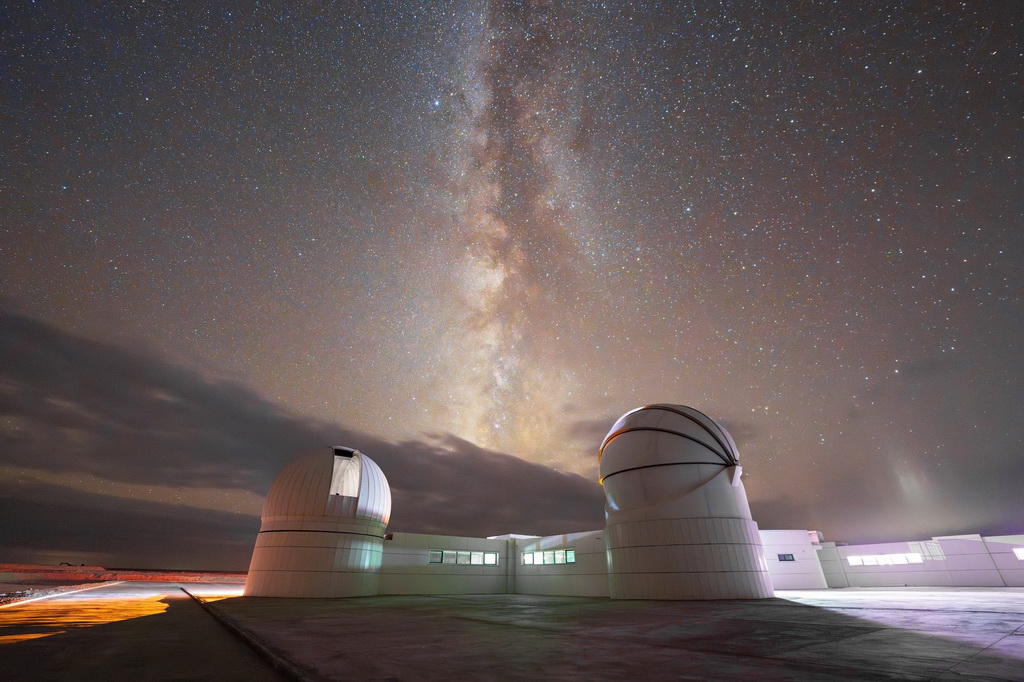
(758, 530, 828, 589)
(244, 447, 392, 598)
(599, 405, 774, 599)
(243, 411, 1024, 599)
(511, 531, 610, 597)
(379, 533, 511, 596)
(819, 533, 1024, 588)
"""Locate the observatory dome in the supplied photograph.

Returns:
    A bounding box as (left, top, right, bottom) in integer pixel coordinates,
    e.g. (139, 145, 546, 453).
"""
(260, 446, 391, 529)
(598, 404, 773, 599)
(245, 446, 392, 598)
(599, 404, 738, 483)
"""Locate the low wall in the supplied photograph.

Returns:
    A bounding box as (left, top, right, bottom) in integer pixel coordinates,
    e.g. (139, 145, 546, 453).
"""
(513, 531, 609, 597)
(820, 534, 1024, 588)
(760, 530, 828, 589)
(378, 533, 509, 595)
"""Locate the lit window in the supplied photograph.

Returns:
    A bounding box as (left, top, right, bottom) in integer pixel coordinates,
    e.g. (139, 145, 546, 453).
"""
(848, 552, 925, 567)
(1013, 548, 1024, 561)
(430, 550, 499, 566)
(910, 541, 945, 560)
(777, 554, 795, 562)
(522, 549, 577, 565)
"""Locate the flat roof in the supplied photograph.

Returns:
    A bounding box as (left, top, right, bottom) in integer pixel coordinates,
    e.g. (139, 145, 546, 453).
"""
(2, 583, 1022, 680)
(216, 586, 1024, 680)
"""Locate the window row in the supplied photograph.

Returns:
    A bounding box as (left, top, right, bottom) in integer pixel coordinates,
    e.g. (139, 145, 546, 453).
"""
(522, 549, 576, 565)
(427, 550, 498, 566)
(847, 552, 923, 566)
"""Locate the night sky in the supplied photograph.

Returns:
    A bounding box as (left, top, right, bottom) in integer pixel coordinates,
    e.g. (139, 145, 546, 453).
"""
(2, 1, 1022, 570)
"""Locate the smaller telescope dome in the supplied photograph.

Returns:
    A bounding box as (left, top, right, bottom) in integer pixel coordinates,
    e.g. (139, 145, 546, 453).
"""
(599, 404, 738, 483)
(261, 446, 391, 528)
(245, 446, 392, 598)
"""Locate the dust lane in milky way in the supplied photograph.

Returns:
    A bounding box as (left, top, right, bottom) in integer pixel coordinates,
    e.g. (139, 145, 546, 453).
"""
(448, 3, 604, 460)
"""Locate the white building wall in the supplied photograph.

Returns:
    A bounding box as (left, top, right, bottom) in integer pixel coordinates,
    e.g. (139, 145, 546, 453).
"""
(838, 540, 954, 587)
(366, 529, 1024, 595)
(759, 530, 828, 589)
(825, 534, 1024, 588)
(986, 534, 1024, 587)
(513, 531, 609, 597)
(817, 542, 851, 588)
(931, 535, 1004, 587)
(378, 533, 508, 595)
(376, 528, 829, 597)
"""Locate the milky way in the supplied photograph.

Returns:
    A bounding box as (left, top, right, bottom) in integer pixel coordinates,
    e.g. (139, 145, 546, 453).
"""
(1, 1, 1022, 567)
(447, 3, 597, 457)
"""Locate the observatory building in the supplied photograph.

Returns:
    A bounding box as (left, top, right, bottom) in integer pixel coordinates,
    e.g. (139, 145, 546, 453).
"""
(244, 446, 392, 598)
(600, 404, 773, 599)
(245, 405, 1024, 599)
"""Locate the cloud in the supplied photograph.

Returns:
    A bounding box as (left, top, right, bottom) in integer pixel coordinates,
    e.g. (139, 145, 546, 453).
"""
(0, 478, 259, 570)
(3, 307, 1020, 568)
(0, 310, 323, 491)
(563, 415, 616, 444)
(0, 309, 605, 568)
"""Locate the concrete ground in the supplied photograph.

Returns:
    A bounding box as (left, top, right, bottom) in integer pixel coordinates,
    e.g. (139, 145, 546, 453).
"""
(0, 583, 1021, 680)
(211, 587, 1024, 681)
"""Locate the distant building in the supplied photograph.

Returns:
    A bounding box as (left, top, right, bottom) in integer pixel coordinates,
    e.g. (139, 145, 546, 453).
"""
(244, 405, 1024, 598)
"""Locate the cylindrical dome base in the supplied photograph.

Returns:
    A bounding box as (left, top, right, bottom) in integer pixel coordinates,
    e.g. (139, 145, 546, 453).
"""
(244, 531, 384, 598)
(244, 447, 392, 598)
(606, 517, 774, 600)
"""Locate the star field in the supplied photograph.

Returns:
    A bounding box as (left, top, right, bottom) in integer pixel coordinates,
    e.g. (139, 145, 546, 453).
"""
(1, 1, 1022, 566)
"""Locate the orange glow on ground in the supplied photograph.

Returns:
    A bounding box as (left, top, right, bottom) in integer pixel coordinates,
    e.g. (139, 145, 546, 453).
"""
(0, 583, 242, 645)
(0, 593, 166, 644)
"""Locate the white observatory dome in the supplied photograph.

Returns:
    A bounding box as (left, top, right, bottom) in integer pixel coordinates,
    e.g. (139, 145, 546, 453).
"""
(244, 446, 392, 598)
(260, 446, 391, 529)
(599, 404, 739, 483)
(599, 404, 773, 600)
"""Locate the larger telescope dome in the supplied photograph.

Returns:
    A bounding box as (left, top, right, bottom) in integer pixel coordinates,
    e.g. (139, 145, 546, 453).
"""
(599, 404, 739, 483)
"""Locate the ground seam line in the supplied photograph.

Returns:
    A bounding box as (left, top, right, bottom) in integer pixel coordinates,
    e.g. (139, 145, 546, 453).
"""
(179, 586, 320, 682)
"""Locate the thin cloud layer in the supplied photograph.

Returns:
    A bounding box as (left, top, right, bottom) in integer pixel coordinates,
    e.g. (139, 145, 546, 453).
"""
(0, 310, 604, 568)
(2, 308, 1022, 569)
